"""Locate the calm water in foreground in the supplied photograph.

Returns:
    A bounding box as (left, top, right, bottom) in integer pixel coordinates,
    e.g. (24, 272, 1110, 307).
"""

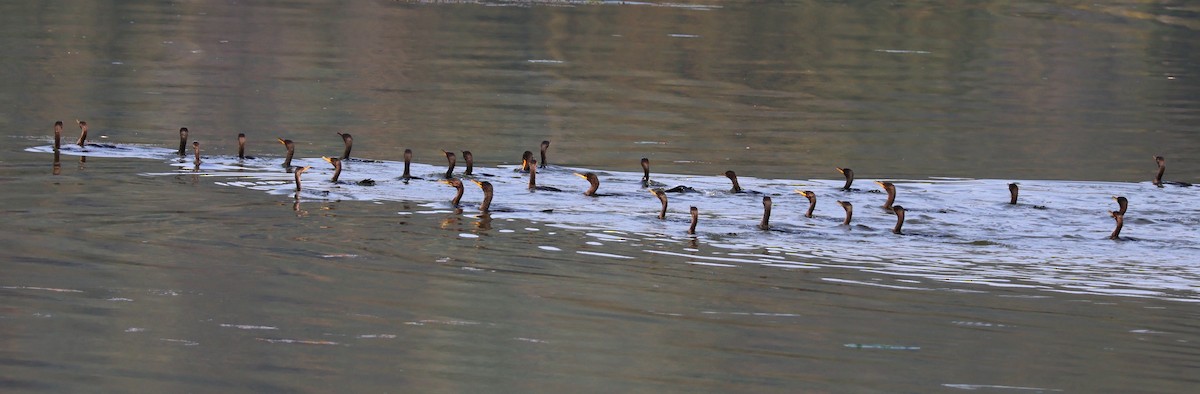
(3, 1, 1199, 392)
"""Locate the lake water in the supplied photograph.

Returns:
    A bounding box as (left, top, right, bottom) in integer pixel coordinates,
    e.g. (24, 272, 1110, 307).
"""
(3, 1, 1199, 392)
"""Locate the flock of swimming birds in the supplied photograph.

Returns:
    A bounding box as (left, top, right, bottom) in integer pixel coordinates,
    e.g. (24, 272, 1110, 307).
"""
(51, 120, 1193, 240)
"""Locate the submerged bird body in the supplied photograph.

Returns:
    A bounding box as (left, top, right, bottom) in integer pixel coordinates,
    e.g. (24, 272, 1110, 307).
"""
(725, 170, 743, 193)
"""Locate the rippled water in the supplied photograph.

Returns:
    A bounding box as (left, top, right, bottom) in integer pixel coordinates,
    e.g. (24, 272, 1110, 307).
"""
(4, 0, 1200, 392)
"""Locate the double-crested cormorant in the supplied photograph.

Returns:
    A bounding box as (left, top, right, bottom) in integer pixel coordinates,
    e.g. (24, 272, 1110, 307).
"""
(53, 121, 63, 151)
(278, 138, 295, 168)
(1008, 183, 1019, 205)
(472, 180, 493, 213)
(1153, 156, 1192, 187)
(237, 133, 247, 159)
(528, 159, 562, 191)
(519, 151, 534, 172)
(338, 132, 353, 160)
(876, 181, 896, 211)
(837, 167, 854, 191)
(443, 151, 456, 179)
(192, 141, 201, 165)
(462, 151, 474, 176)
(650, 188, 668, 219)
(1109, 211, 1124, 240)
(688, 206, 699, 235)
(837, 200, 853, 226)
(641, 158, 652, 187)
(725, 170, 743, 193)
(401, 149, 422, 180)
(892, 205, 906, 234)
(539, 140, 550, 168)
(576, 172, 600, 196)
(176, 127, 188, 155)
(1113, 195, 1128, 216)
(798, 190, 816, 218)
(759, 196, 772, 230)
(323, 157, 342, 182)
(76, 120, 89, 147)
(441, 178, 464, 207)
(294, 166, 312, 192)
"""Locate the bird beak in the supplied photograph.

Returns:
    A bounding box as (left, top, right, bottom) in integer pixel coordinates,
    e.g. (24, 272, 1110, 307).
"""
(277, 138, 286, 145)
(471, 180, 484, 187)
(574, 173, 587, 179)
(322, 156, 333, 163)
(836, 168, 845, 174)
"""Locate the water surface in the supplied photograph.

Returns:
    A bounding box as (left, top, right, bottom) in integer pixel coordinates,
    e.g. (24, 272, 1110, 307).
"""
(3, 1, 1200, 392)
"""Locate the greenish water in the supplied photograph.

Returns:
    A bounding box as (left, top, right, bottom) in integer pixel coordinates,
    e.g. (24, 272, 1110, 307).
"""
(3, 1, 1199, 392)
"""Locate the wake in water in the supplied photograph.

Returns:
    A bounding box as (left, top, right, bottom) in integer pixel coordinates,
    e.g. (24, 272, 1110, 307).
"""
(26, 137, 1200, 302)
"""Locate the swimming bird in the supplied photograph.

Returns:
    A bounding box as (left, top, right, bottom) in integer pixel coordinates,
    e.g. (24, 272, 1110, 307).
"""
(1008, 183, 1019, 205)
(75, 120, 89, 147)
(462, 151, 474, 176)
(640, 158, 653, 187)
(518, 151, 533, 172)
(725, 170, 744, 193)
(837, 200, 853, 225)
(876, 181, 896, 211)
(759, 196, 772, 230)
(337, 132, 353, 160)
(528, 159, 562, 192)
(401, 149, 422, 180)
(650, 188, 668, 219)
(576, 172, 601, 196)
(442, 178, 464, 207)
(192, 141, 201, 165)
(797, 190, 817, 218)
(1113, 195, 1128, 216)
(688, 206, 699, 235)
(1153, 156, 1192, 187)
(472, 180, 493, 213)
(293, 166, 312, 192)
(443, 151, 456, 179)
(323, 157, 342, 182)
(177, 127, 188, 155)
(1109, 211, 1124, 240)
(237, 133, 247, 159)
(836, 167, 854, 191)
(278, 138, 295, 168)
(539, 140, 550, 168)
(891, 205, 906, 234)
(53, 121, 63, 151)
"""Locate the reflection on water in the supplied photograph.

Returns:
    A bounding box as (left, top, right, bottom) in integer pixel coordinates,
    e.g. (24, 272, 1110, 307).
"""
(3, 0, 1200, 392)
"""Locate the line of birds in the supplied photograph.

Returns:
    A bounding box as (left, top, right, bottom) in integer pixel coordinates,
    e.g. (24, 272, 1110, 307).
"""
(55, 120, 1192, 240)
